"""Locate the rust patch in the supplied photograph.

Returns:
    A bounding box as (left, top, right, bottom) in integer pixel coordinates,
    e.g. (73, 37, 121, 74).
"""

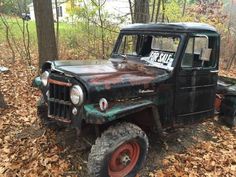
(48, 79, 72, 87)
(88, 68, 156, 89)
(48, 115, 71, 123)
(215, 94, 223, 112)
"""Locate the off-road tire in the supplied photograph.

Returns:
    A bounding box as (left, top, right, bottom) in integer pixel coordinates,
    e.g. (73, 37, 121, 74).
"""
(223, 114, 236, 127)
(231, 116, 236, 127)
(37, 97, 65, 130)
(88, 122, 149, 177)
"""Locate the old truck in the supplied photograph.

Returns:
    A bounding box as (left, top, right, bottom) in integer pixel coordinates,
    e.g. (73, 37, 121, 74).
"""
(34, 23, 236, 177)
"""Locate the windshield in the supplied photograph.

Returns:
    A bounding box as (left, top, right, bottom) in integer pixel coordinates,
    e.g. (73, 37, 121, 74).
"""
(114, 34, 181, 71)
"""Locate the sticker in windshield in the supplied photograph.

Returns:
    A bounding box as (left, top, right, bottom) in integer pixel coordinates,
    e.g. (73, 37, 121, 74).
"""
(141, 51, 174, 70)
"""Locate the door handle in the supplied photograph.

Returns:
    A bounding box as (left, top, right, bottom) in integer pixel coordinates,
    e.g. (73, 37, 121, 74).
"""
(210, 70, 219, 73)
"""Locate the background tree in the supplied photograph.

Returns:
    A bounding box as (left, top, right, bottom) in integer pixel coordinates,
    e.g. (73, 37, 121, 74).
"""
(155, 0, 162, 22)
(33, 0, 58, 68)
(133, 0, 150, 23)
(225, 0, 236, 70)
(91, 0, 106, 59)
(0, 0, 32, 15)
(0, 14, 15, 61)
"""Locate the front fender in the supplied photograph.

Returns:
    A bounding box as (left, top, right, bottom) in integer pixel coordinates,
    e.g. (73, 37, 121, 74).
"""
(83, 99, 155, 124)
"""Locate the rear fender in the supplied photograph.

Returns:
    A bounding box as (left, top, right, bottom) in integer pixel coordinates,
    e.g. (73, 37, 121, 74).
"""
(220, 95, 236, 126)
(221, 95, 236, 117)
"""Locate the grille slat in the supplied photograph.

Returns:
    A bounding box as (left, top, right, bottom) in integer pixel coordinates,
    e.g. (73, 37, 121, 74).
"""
(48, 79, 72, 123)
(64, 86, 66, 101)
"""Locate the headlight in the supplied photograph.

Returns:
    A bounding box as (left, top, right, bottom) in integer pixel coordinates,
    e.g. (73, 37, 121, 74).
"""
(40, 71, 49, 86)
(70, 85, 84, 105)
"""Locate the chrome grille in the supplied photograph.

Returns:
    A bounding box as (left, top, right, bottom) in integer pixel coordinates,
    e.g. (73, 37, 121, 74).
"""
(48, 79, 72, 123)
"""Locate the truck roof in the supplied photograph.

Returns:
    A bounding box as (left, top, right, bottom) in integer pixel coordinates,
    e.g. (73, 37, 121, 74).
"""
(121, 22, 217, 33)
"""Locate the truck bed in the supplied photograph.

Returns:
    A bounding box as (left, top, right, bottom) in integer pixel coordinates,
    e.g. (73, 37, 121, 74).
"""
(217, 76, 236, 95)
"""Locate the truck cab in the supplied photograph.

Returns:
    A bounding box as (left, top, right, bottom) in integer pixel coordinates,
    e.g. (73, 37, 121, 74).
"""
(111, 23, 220, 128)
(35, 23, 235, 177)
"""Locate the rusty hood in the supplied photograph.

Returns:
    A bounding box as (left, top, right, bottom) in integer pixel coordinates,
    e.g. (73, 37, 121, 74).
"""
(52, 60, 170, 102)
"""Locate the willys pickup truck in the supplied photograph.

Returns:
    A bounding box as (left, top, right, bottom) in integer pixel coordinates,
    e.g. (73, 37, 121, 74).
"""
(34, 23, 236, 177)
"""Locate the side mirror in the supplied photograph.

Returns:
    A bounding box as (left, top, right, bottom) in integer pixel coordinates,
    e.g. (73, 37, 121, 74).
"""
(200, 48, 212, 61)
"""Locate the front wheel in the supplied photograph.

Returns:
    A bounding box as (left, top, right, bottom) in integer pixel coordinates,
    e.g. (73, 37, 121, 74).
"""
(88, 122, 149, 177)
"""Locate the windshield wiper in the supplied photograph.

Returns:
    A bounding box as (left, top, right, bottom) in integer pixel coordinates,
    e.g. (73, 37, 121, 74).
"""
(110, 54, 128, 63)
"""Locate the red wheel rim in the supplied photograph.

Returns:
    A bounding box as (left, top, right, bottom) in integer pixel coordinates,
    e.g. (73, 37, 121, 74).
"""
(108, 141, 140, 177)
(214, 94, 222, 112)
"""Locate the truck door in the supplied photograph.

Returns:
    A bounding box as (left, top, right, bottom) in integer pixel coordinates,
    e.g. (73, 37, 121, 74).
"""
(175, 34, 219, 125)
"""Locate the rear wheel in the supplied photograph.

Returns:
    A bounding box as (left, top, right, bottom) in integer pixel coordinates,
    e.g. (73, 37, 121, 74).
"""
(223, 113, 236, 127)
(232, 116, 236, 126)
(88, 122, 149, 177)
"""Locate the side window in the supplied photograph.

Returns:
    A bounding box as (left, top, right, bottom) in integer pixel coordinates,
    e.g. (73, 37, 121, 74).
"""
(118, 35, 152, 56)
(181, 36, 216, 68)
(118, 35, 138, 55)
(181, 38, 194, 68)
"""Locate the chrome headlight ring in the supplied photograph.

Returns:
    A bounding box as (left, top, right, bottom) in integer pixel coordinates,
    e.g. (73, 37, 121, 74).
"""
(40, 71, 50, 86)
(70, 85, 84, 105)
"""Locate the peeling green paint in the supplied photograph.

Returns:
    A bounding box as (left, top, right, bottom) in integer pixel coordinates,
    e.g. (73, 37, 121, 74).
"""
(84, 99, 154, 123)
(33, 77, 42, 88)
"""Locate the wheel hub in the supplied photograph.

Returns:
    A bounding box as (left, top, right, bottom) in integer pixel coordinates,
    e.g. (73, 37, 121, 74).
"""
(120, 153, 131, 166)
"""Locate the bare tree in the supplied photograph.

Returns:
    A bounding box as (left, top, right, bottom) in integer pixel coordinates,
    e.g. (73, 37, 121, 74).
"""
(182, 0, 187, 17)
(17, 1, 32, 65)
(226, 0, 236, 70)
(82, 1, 91, 59)
(0, 14, 15, 61)
(128, 0, 134, 23)
(33, 0, 58, 68)
(155, 0, 161, 22)
(91, 0, 106, 59)
(161, 0, 165, 22)
(151, 0, 156, 22)
(22, 19, 32, 65)
(55, 0, 59, 51)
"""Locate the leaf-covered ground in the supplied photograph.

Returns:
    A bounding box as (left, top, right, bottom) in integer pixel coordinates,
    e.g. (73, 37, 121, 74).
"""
(0, 56, 236, 176)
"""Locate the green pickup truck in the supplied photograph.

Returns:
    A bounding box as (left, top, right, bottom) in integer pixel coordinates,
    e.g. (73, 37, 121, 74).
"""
(34, 23, 236, 177)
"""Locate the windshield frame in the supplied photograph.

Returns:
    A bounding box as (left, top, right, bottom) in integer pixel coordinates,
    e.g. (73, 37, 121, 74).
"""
(111, 31, 185, 71)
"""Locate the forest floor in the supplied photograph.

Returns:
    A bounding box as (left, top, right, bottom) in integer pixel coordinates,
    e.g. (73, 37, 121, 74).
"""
(0, 53, 236, 177)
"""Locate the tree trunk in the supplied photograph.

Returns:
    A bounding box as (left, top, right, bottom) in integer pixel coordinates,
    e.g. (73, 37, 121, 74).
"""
(0, 14, 15, 62)
(91, 0, 106, 59)
(55, 0, 59, 53)
(226, 52, 236, 70)
(161, 0, 165, 22)
(155, 0, 161, 22)
(33, 0, 58, 68)
(151, 0, 156, 22)
(134, 0, 150, 23)
(98, 0, 105, 59)
(182, 0, 187, 17)
(128, 0, 134, 23)
(0, 91, 6, 108)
